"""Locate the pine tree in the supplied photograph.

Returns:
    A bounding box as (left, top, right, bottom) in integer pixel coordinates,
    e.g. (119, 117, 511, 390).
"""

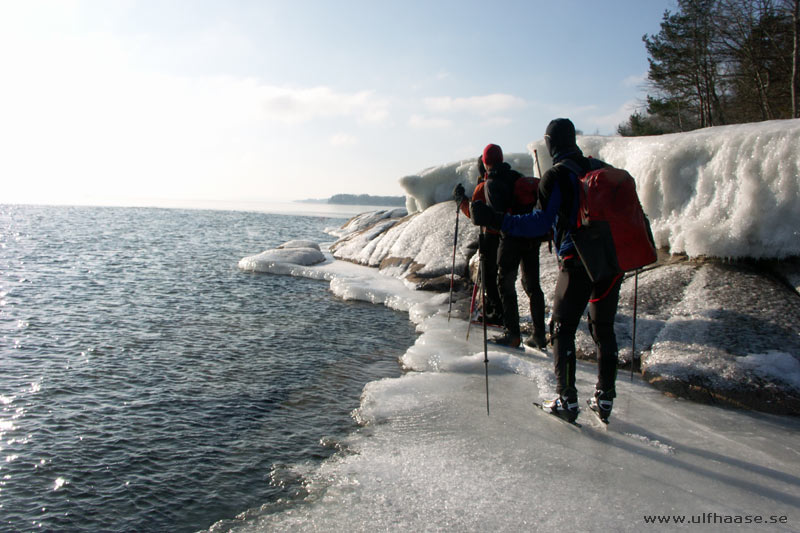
(621, 0, 799, 134)
(643, 0, 724, 130)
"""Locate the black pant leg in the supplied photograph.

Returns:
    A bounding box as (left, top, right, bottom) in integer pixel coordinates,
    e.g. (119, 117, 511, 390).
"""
(520, 240, 545, 336)
(482, 232, 502, 318)
(496, 236, 522, 337)
(551, 257, 593, 399)
(588, 275, 623, 393)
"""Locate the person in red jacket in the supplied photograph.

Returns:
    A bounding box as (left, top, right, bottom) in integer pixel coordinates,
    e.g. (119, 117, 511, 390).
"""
(482, 144, 547, 349)
(454, 156, 503, 325)
(460, 145, 547, 349)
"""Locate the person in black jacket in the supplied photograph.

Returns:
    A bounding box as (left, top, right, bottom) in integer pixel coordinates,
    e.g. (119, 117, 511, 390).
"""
(470, 120, 621, 423)
(480, 144, 547, 350)
(453, 156, 504, 325)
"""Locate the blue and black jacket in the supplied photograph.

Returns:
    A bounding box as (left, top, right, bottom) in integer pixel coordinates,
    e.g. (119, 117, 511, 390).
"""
(500, 152, 608, 259)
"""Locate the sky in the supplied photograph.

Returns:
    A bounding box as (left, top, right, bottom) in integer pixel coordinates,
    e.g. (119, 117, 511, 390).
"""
(0, 0, 677, 207)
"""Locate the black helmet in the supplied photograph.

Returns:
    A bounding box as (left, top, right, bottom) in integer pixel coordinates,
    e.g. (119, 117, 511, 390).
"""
(545, 118, 580, 161)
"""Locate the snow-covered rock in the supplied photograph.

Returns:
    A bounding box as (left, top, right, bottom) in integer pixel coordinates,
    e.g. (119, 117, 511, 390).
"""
(238, 240, 326, 272)
(325, 208, 408, 238)
(529, 119, 800, 259)
(278, 240, 321, 251)
(331, 201, 479, 290)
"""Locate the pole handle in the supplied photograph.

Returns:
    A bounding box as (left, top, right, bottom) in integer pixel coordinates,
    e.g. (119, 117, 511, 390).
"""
(534, 149, 543, 178)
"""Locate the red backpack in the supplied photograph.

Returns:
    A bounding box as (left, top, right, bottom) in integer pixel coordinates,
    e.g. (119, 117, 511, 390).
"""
(561, 161, 657, 281)
(510, 176, 539, 215)
(509, 176, 553, 245)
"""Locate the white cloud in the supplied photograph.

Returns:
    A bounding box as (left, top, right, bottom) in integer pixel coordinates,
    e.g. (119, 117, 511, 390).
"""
(408, 114, 453, 129)
(330, 133, 359, 146)
(483, 117, 514, 127)
(622, 72, 648, 88)
(260, 86, 390, 125)
(582, 99, 642, 134)
(424, 94, 527, 115)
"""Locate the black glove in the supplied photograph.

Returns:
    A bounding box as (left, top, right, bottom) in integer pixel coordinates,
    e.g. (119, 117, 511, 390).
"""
(470, 201, 504, 230)
(453, 183, 466, 204)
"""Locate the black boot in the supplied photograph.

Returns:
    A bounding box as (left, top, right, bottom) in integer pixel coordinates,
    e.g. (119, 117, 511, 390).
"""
(588, 388, 615, 422)
(523, 331, 547, 349)
(491, 330, 521, 348)
(541, 395, 579, 422)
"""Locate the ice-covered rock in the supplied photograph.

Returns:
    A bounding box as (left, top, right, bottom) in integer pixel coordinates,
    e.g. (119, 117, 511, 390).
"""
(330, 201, 479, 290)
(529, 119, 800, 259)
(325, 208, 408, 238)
(238, 241, 326, 272)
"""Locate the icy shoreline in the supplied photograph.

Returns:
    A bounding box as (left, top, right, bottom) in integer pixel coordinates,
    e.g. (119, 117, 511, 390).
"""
(260, 201, 799, 415)
(227, 121, 800, 531)
(239, 210, 800, 415)
(320, 121, 800, 415)
(243, 125, 800, 412)
(231, 233, 800, 532)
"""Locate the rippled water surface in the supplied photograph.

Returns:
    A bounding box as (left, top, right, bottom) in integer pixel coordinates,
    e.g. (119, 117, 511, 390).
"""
(0, 205, 418, 532)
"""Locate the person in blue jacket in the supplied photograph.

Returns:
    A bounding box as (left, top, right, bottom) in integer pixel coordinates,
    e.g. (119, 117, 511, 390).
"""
(470, 118, 622, 423)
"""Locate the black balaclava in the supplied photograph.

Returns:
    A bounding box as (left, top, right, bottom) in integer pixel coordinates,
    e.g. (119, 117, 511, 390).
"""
(544, 118, 581, 162)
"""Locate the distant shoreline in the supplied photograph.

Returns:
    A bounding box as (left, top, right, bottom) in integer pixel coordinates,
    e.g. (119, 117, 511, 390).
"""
(298, 194, 406, 207)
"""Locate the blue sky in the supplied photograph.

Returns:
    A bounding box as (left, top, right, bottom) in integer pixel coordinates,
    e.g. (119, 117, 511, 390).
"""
(0, 0, 676, 206)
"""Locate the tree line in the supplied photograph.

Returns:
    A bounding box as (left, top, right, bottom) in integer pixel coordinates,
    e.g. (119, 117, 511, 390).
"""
(327, 193, 405, 206)
(618, 0, 800, 136)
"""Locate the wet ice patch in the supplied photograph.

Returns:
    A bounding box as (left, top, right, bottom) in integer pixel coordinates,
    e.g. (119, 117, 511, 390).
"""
(623, 433, 676, 455)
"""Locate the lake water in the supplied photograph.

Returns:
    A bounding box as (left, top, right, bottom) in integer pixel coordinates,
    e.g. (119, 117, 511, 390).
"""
(0, 204, 418, 532)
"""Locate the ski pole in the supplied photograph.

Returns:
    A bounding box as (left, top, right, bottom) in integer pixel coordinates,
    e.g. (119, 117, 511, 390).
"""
(631, 270, 639, 381)
(534, 149, 555, 253)
(478, 230, 490, 415)
(466, 277, 479, 340)
(448, 199, 460, 321)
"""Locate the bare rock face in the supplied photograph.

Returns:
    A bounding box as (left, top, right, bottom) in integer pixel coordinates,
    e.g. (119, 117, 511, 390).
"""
(635, 260, 800, 415)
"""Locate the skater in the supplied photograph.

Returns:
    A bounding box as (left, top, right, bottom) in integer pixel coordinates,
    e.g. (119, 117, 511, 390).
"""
(470, 120, 621, 423)
(453, 155, 503, 326)
(473, 143, 547, 350)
